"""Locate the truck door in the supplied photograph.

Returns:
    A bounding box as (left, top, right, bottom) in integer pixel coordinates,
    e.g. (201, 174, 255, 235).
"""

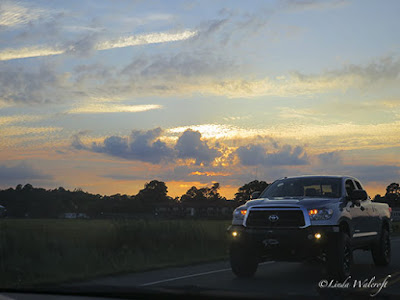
(354, 179, 379, 238)
(345, 180, 366, 238)
(346, 179, 375, 246)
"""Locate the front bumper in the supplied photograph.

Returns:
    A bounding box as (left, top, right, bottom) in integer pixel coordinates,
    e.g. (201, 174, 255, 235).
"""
(227, 225, 339, 261)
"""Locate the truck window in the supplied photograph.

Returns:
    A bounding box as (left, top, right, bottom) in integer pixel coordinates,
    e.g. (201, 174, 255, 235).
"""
(345, 179, 356, 196)
(354, 180, 362, 190)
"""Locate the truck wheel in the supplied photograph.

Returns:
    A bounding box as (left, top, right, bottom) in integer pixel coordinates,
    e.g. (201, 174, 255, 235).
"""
(229, 243, 258, 278)
(326, 232, 352, 280)
(372, 228, 391, 266)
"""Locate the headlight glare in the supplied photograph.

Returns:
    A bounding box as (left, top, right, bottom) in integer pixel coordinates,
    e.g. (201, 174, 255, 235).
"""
(308, 208, 333, 220)
(233, 208, 247, 219)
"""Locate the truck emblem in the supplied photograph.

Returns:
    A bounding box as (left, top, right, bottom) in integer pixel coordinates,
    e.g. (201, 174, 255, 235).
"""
(269, 214, 279, 222)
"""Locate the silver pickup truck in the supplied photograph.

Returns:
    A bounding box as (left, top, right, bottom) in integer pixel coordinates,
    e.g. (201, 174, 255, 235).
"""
(228, 175, 391, 280)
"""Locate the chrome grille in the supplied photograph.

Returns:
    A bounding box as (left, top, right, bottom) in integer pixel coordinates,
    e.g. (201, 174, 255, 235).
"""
(245, 209, 305, 228)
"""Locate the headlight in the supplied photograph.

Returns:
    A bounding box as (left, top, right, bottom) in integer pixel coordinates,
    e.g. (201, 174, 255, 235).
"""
(233, 208, 247, 219)
(308, 208, 333, 220)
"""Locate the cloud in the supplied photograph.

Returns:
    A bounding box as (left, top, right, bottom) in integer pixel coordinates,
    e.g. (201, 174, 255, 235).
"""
(167, 124, 268, 140)
(1, 126, 62, 137)
(312, 159, 400, 185)
(68, 103, 162, 114)
(71, 131, 89, 150)
(0, 114, 45, 126)
(163, 122, 399, 152)
(0, 1, 49, 27)
(284, 0, 349, 11)
(78, 128, 175, 164)
(97, 30, 197, 51)
(0, 163, 52, 186)
(0, 46, 63, 61)
(175, 129, 220, 165)
(102, 164, 237, 185)
(73, 128, 223, 165)
(0, 29, 197, 61)
(340, 165, 400, 184)
(121, 51, 234, 79)
(237, 144, 309, 166)
(145, 55, 400, 98)
(317, 151, 342, 165)
(0, 63, 69, 104)
(293, 55, 400, 86)
(106, 56, 398, 99)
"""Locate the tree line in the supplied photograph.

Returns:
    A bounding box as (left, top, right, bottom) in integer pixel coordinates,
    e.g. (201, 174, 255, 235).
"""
(1, 180, 397, 218)
(0, 180, 268, 218)
(374, 182, 400, 207)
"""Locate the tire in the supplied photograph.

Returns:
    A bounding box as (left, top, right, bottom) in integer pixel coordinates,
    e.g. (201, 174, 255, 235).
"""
(372, 228, 391, 266)
(229, 243, 258, 278)
(326, 232, 353, 280)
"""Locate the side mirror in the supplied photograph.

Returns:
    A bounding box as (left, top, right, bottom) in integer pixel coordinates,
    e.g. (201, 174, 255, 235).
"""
(349, 189, 368, 202)
(250, 191, 261, 200)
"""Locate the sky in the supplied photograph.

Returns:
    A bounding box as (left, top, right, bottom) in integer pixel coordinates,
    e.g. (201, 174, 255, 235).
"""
(0, 0, 399, 198)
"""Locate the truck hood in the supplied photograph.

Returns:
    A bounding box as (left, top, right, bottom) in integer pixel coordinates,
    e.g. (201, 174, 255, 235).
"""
(245, 197, 339, 209)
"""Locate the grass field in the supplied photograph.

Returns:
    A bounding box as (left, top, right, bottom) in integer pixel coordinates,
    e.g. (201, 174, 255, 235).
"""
(1, 219, 398, 289)
(0, 219, 231, 288)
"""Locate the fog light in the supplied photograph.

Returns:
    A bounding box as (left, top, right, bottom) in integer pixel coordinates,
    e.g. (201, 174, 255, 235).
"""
(232, 231, 238, 237)
(314, 233, 322, 239)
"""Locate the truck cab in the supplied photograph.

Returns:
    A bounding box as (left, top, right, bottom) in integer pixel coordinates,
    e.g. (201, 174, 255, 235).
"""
(228, 175, 391, 280)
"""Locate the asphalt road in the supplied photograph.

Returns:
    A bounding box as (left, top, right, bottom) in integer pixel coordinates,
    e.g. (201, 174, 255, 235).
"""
(68, 237, 400, 298)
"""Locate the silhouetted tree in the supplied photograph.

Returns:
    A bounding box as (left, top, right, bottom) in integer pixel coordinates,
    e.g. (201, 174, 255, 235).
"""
(135, 180, 170, 205)
(386, 183, 400, 201)
(180, 183, 225, 203)
(234, 180, 269, 202)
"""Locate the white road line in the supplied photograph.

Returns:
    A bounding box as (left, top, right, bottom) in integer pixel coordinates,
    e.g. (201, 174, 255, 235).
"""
(140, 261, 275, 286)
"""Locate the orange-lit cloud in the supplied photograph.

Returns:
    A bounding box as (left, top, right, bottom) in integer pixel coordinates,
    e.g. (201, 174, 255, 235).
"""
(190, 171, 231, 177)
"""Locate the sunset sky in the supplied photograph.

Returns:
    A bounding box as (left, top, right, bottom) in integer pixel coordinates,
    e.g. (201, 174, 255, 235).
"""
(0, 0, 399, 198)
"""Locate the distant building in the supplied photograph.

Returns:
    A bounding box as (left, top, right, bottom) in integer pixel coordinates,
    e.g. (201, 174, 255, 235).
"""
(60, 212, 89, 219)
(154, 201, 237, 218)
(0, 205, 6, 218)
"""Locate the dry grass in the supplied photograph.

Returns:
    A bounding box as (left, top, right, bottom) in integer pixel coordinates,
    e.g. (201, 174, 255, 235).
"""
(0, 219, 230, 288)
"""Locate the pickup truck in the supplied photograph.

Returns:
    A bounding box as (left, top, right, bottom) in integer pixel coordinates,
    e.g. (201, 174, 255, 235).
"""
(228, 175, 391, 280)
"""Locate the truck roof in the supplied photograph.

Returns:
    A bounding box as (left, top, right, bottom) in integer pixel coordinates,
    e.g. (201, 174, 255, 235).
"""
(278, 175, 356, 180)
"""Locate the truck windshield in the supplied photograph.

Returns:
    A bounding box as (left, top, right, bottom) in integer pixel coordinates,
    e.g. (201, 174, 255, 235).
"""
(260, 177, 342, 199)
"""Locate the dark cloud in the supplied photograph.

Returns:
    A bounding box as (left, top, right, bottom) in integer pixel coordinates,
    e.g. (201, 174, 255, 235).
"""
(74, 63, 114, 83)
(71, 131, 89, 150)
(0, 163, 52, 186)
(236, 144, 267, 166)
(317, 151, 342, 165)
(343, 165, 400, 184)
(312, 163, 400, 185)
(73, 128, 221, 165)
(237, 144, 309, 166)
(64, 33, 100, 57)
(0, 63, 69, 104)
(121, 51, 234, 79)
(341, 56, 400, 82)
(292, 55, 400, 86)
(175, 129, 220, 165)
(312, 150, 399, 185)
(88, 128, 175, 164)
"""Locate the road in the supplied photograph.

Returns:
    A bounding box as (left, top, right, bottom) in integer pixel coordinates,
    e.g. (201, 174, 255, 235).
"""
(69, 237, 400, 298)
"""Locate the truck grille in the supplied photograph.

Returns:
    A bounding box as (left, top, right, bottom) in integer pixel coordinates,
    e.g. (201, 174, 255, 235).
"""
(245, 209, 305, 228)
